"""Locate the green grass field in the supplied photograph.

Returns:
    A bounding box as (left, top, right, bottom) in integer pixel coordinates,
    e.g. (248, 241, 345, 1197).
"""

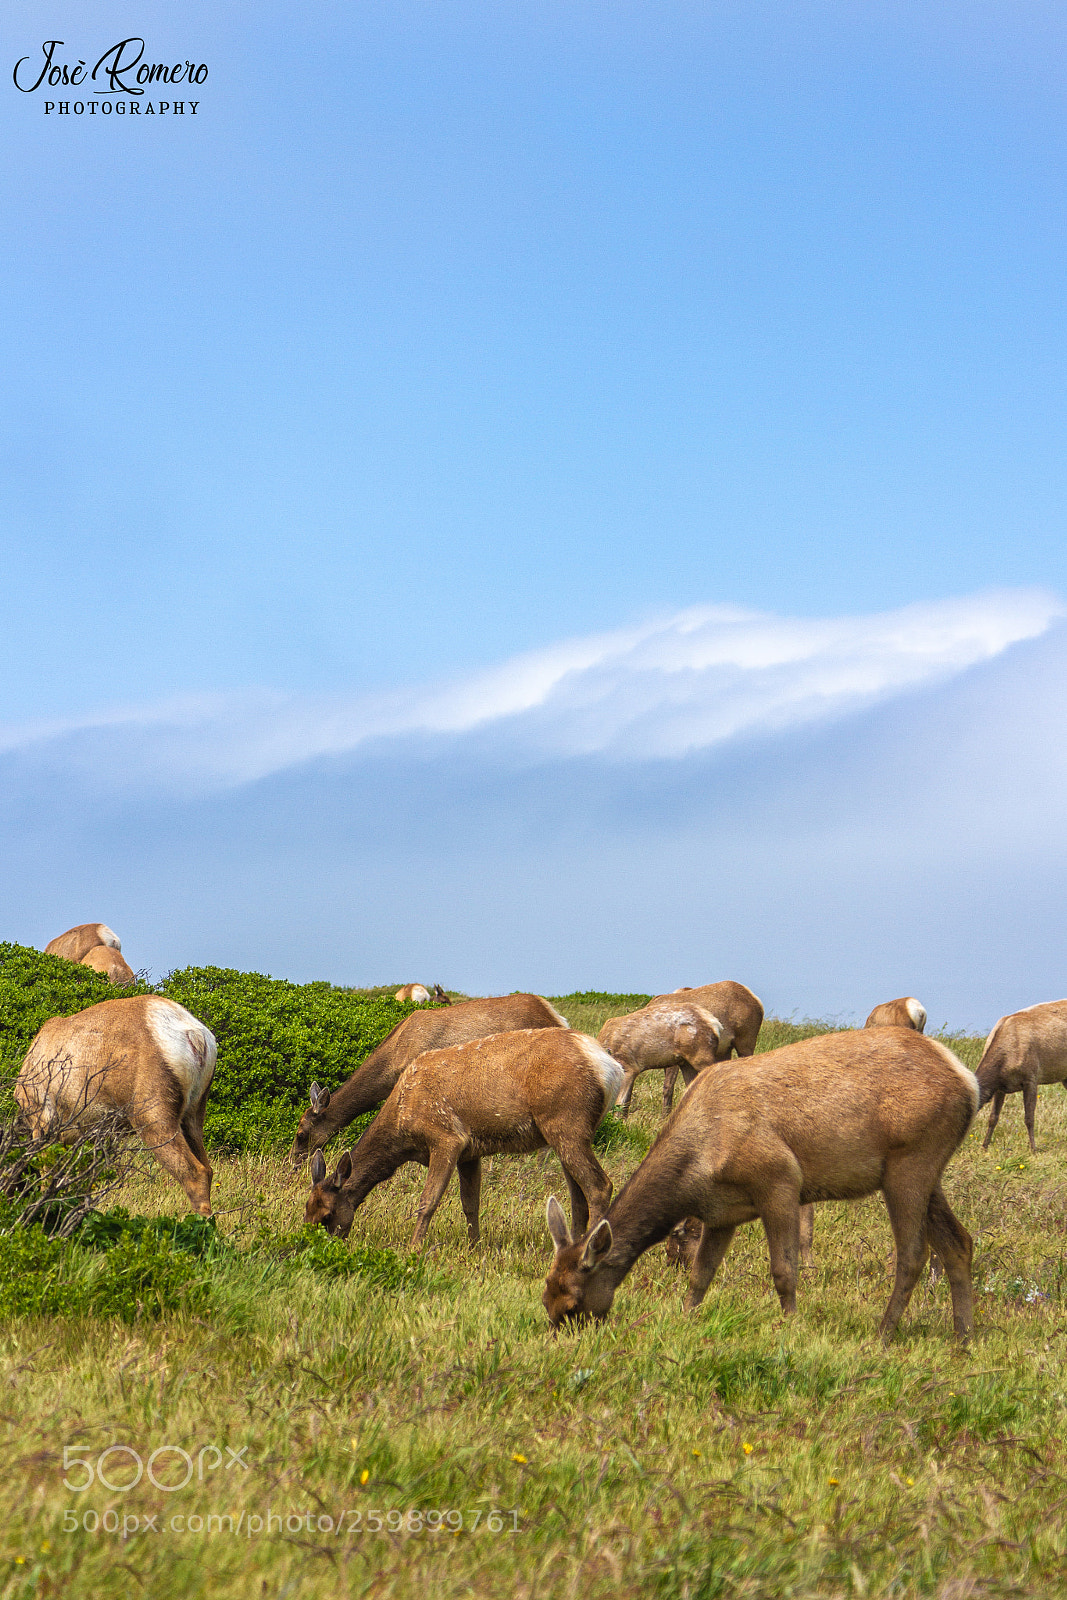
(3, 999, 1067, 1599)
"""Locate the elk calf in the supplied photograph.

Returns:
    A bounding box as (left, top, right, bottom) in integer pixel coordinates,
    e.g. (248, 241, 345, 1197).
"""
(977, 999, 1067, 1152)
(599, 1003, 732, 1118)
(45, 923, 122, 963)
(865, 997, 927, 1031)
(544, 1028, 977, 1343)
(305, 1029, 622, 1250)
(16, 996, 217, 1215)
(290, 992, 569, 1164)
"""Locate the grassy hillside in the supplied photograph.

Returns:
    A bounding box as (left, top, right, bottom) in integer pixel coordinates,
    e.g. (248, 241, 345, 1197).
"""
(4, 963, 1061, 1599)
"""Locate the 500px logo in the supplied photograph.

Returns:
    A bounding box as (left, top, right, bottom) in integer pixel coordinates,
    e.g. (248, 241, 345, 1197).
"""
(63, 1443, 251, 1494)
(13, 39, 208, 104)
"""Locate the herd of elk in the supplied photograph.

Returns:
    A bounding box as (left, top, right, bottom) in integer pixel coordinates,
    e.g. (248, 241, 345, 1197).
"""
(23, 923, 1067, 1344)
(304, 1028, 623, 1249)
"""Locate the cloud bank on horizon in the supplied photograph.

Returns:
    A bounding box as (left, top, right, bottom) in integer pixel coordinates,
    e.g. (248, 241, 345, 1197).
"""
(1, 587, 1059, 794)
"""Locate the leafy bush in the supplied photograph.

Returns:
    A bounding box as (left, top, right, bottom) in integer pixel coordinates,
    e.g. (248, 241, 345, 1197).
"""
(157, 966, 412, 1151)
(0, 1204, 213, 1321)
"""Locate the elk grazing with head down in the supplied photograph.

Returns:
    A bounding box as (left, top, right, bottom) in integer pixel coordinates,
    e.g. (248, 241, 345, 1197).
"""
(431, 984, 451, 1005)
(865, 996, 927, 1032)
(290, 992, 569, 1166)
(543, 1027, 977, 1343)
(45, 923, 122, 964)
(15, 996, 217, 1215)
(976, 999, 1067, 1152)
(652, 981, 763, 1111)
(305, 1029, 622, 1249)
(81, 945, 137, 987)
(395, 984, 431, 1004)
(599, 1002, 733, 1118)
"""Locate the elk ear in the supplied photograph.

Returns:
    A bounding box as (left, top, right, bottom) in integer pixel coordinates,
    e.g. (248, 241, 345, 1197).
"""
(545, 1195, 572, 1251)
(580, 1218, 613, 1270)
(310, 1150, 327, 1185)
(309, 1082, 331, 1115)
(335, 1150, 353, 1184)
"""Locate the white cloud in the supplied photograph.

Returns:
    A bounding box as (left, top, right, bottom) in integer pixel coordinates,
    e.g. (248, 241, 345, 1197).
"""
(0, 588, 1060, 792)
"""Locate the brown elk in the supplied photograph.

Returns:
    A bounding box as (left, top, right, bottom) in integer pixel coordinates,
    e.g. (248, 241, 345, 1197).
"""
(289, 993, 569, 1165)
(15, 996, 217, 1215)
(543, 1027, 977, 1343)
(45, 923, 122, 963)
(977, 999, 1067, 1152)
(305, 1029, 623, 1249)
(81, 945, 137, 986)
(599, 1002, 733, 1118)
(865, 996, 927, 1032)
(431, 984, 451, 1005)
(655, 982, 763, 1110)
(395, 984, 431, 1004)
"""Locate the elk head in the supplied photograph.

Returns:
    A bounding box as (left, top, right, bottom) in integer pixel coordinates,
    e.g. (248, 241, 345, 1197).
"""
(542, 1195, 615, 1327)
(304, 1148, 355, 1236)
(289, 1081, 332, 1167)
(432, 984, 451, 1005)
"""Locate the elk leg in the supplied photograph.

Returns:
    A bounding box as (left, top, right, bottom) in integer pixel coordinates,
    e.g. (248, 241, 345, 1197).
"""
(457, 1158, 482, 1248)
(878, 1170, 932, 1342)
(549, 1137, 613, 1233)
(682, 1223, 736, 1311)
(982, 1090, 1006, 1149)
(662, 1064, 679, 1111)
(799, 1202, 814, 1267)
(760, 1194, 802, 1315)
(410, 1144, 462, 1251)
(134, 1114, 213, 1216)
(614, 1062, 641, 1118)
(1022, 1079, 1038, 1153)
(924, 1184, 973, 1341)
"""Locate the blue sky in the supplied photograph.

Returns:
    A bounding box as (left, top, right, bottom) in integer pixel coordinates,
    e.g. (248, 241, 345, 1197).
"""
(3, 1, 1067, 1027)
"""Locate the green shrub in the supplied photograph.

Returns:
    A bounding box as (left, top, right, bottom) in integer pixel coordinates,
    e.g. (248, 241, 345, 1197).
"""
(0, 1205, 213, 1321)
(157, 966, 412, 1151)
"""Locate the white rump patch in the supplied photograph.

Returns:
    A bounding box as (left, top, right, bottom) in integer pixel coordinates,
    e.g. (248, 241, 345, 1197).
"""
(542, 999, 571, 1028)
(145, 998, 217, 1106)
(926, 1038, 979, 1116)
(905, 997, 927, 1031)
(575, 1033, 625, 1109)
(98, 924, 121, 951)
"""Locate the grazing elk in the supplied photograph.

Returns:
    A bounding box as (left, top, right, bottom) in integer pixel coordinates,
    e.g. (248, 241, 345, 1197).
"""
(655, 982, 764, 1110)
(395, 984, 432, 1004)
(543, 1027, 977, 1343)
(865, 996, 927, 1032)
(45, 923, 122, 963)
(15, 996, 217, 1215)
(290, 993, 570, 1165)
(977, 999, 1067, 1152)
(305, 1029, 622, 1249)
(432, 984, 451, 1005)
(81, 945, 137, 986)
(599, 1002, 733, 1118)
